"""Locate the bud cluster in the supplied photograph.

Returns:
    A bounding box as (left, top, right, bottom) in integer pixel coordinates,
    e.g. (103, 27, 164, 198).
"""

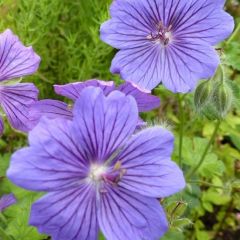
(194, 65, 238, 120)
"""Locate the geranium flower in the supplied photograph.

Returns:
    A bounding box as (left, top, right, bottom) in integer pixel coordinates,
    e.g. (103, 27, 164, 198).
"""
(54, 79, 160, 111)
(0, 193, 16, 212)
(29, 79, 160, 127)
(0, 29, 40, 134)
(100, 0, 234, 92)
(7, 87, 185, 240)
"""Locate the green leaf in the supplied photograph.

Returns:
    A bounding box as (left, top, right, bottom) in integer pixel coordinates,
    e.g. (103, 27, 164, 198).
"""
(198, 153, 225, 178)
(196, 229, 210, 240)
(175, 136, 224, 178)
(202, 190, 231, 206)
(172, 218, 193, 230)
(5, 194, 46, 240)
(202, 201, 214, 213)
(161, 230, 185, 240)
(225, 42, 240, 71)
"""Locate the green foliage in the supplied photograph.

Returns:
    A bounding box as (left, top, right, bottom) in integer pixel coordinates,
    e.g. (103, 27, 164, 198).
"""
(225, 41, 240, 71)
(0, 1, 239, 240)
(0, 151, 45, 240)
(5, 194, 46, 240)
(0, 0, 115, 99)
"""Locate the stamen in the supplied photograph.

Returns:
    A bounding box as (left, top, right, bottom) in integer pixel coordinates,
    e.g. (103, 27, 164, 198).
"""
(114, 161, 122, 170)
(147, 22, 172, 46)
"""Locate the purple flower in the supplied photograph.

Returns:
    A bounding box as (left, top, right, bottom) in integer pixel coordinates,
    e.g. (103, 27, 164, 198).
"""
(100, 0, 234, 92)
(0, 29, 40, 134)
(7, 87, 185, 240)
(0, 193, 17, 212)
(29, 79, 160, 128)
(54, 79, 160, 112)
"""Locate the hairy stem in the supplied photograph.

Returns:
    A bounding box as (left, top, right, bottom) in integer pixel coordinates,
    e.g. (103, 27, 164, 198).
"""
(178, 94, 185, 168)
(213, 199, 233, 239)
(186, 120, 221, 180)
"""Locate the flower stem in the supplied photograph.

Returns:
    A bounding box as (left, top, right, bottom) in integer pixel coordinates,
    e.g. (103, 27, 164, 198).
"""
(213, 199, 233, 239)
(186, 120, 221, 180)
(178, 94, 185, 168)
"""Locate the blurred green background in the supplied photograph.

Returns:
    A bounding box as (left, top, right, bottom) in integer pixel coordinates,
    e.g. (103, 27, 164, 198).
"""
(0, 0, 240, 240)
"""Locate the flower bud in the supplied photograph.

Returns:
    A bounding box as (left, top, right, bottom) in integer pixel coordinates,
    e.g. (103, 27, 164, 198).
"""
(201, 104, 219, 120)
(194, 81, 212, 110)
(213, 82, 233, 118)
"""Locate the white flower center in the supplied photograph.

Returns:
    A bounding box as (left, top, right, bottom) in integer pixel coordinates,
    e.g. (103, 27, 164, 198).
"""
(88, 164, 107, 183)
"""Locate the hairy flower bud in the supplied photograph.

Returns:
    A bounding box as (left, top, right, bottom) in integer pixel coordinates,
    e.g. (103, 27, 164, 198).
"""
(213, 82, 233, 118)
(194, 81, 212, 110)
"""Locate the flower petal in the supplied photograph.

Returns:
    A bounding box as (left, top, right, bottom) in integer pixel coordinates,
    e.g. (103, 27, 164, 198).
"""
(29, 100, 73, 129)
(54, 80, 115, 101)
(162, 40, 220, 92)
(72, 87, 138, 162)
(117, 82, 160, 112)
(7, 118, 88, 192)
(0, 193, 17, 212)
(30, 184, 98, 240)
(98, 186, 168, 240)
(0, 29, 40, 81)
(115, 127, 185, 198)
(100, 0, 157, 49)
(168, 0, 234, 45)
(0, 83, 39, 131)
(111, 39, 219, 92)
(110, 43, 162, 90)
(0, 116, 4, 136)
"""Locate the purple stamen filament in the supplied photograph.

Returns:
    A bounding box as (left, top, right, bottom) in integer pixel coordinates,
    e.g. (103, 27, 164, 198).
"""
(147, 22, 172, 46)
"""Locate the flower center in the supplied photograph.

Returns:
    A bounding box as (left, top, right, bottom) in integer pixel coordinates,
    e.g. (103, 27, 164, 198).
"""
(147, 22, 172, 46)
(88, 164, 107, 183)
(87, 161, 127, 189)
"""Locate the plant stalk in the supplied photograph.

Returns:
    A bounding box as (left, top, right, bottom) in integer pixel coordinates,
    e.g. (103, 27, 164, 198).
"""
(178, 94, 185, 168)
(186, 120, 221, 180)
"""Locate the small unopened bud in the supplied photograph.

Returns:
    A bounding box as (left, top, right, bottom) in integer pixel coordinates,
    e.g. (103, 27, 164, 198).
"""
(194, 81, 212, 110)
(213, 82, 233, 118)
(201, 104, 219, 120)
